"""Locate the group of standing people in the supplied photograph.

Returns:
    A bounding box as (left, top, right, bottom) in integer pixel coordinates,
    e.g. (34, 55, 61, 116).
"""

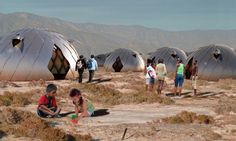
(174, 58, 198, 96)
(75, 54, 98, 83)
(145, 58, 167, 95)
(145, 58, 198, 96)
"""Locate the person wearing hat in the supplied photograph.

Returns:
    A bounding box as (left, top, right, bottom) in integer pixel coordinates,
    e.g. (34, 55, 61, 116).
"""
(37, 84, 61, 118)
(75, 55, 87, 83)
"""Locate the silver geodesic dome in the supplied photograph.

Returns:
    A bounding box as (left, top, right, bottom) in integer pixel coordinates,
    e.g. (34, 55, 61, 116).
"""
(0, 28, 79, 81)
(185, 44, 236, 81)
(149, 47, 187, 73)
(104, 48, 145, 72)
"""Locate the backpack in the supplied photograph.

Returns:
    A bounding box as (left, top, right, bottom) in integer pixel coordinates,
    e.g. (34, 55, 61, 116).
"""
(87, 59, 93, 69)
(76, 60, 83, 69)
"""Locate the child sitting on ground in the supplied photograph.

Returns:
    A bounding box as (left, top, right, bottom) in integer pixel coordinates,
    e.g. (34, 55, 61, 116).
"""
(69, 88, 94, 124)
(37, 84, 61, 118)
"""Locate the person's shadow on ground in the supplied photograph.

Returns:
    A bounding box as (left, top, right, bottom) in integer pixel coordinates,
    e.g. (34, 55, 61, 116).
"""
(89, 78, 112, 84)
(59, 111, 75, 117)
(91, 109, 110, 117)
(165, 92, 191, 97)
(59, 109, 110, 118)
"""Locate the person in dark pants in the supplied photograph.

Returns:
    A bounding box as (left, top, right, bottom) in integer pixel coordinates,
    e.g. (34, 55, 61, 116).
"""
(75, 55, 87, 83)
(87, 54, 98, 83)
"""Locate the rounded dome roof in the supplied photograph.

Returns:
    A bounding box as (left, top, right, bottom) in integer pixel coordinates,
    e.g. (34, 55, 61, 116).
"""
(0, 28, 79, 81)
(149, 47, 187, 73)
(104, 48, 145, 72)
(186, 44, 236, 80)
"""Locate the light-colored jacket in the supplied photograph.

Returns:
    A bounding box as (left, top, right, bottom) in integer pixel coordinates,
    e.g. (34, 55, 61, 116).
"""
(88, 58, 98, 71)
(156, 63, 167, 80)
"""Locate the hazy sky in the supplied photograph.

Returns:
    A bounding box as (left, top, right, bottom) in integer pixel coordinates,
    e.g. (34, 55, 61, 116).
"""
(0, 0, 236, 31)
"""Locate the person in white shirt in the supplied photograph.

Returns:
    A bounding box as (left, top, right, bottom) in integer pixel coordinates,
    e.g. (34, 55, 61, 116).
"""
(145, 61, 156, 92)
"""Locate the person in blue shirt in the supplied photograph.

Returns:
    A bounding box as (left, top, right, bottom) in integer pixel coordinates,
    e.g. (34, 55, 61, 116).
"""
(87, 54, 98, 82)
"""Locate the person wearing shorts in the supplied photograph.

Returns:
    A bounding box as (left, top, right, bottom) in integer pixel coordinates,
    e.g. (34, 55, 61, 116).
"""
(174, 59, 184, 96)
(146, 63, 156, 91)
(145, 59, 152, 91)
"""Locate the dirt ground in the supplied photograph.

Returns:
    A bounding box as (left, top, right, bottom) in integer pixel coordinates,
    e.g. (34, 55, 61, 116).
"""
(0, 68, 236, 141)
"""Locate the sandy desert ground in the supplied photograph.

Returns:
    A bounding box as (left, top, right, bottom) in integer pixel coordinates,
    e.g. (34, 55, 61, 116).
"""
(0, 68, 236, 141)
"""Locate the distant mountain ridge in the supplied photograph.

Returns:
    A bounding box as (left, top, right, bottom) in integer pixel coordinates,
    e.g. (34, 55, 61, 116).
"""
(1, 12, 236, 57)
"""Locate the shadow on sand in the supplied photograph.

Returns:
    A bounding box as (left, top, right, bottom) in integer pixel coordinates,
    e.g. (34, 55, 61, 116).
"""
(92, 109, 110, 117)
(0, 130, 6, 139)
(166, 92, 191, 97)
(196, 92, 223, 98)
(59, 109, 110, 118)
(87, 78, 112, 84)
(165, 91, 224, 99)
(59, 111, 75, 117)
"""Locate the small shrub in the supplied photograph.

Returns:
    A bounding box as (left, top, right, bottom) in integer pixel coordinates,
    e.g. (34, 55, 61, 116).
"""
(0, 91, 32, 107)
(161, 111, 214, 124)
(0, 108, 92, 141)
(218, 84, 232, 90)
(82, 84, 174, 106)
(231, 129, 236, 133)
(203, 131, 222, 141)
(215, 96, 236, 114)
(162, 116, 184, 124)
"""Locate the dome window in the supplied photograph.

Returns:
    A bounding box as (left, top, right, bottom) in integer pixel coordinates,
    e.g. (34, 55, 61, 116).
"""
(12, 34, 24, 52)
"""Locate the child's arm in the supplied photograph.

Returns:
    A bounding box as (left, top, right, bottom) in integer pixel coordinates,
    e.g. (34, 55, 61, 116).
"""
(39, 105, 55, 115)
(77, 101, 89, 119)
(75, 105, 81, 116)
(81, 101, 88, 117)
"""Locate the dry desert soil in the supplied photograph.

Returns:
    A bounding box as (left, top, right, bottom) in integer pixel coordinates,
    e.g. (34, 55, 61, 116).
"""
(0, 68, 236, 141)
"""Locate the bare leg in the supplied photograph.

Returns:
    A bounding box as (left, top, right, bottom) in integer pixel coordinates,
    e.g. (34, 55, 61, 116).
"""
(54, 107, 61, 115)
(145, 84, 148, 91)
(149, 84, 154, 91)
(174, 87, 177, 96)
(157, 85, 160, 94)
(159, 81, 164, 95)
(179, 87, 182, 96)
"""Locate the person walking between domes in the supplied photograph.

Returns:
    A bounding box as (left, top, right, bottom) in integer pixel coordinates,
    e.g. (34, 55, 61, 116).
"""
(75, 55, 87, 83)
(87, 54, 98, 83)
